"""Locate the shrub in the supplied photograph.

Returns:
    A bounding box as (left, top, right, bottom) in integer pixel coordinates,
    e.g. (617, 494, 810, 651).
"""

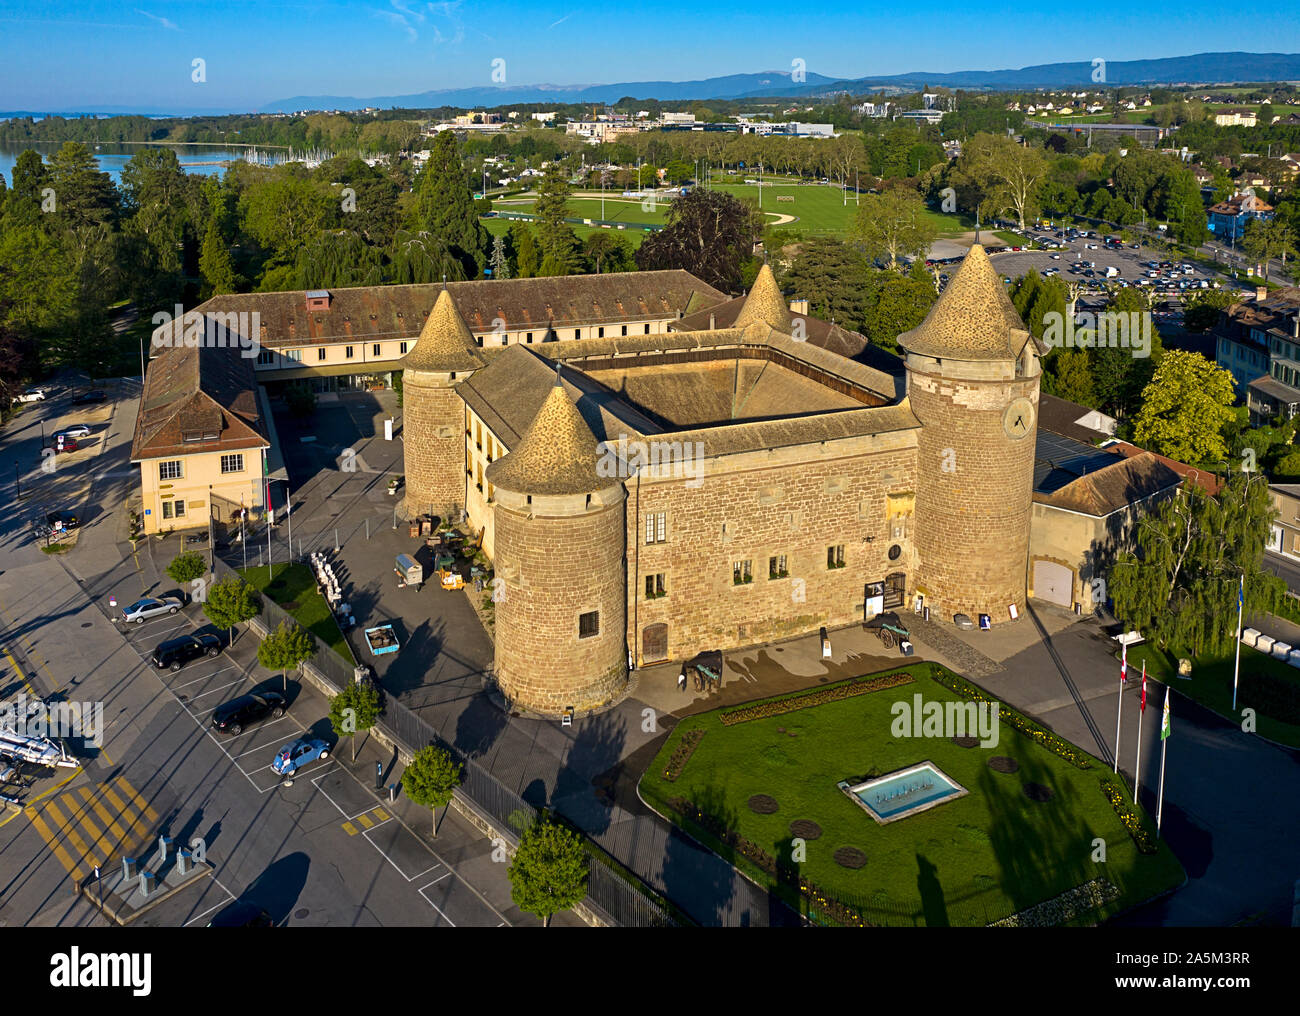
(1099, 776, 1158, 854)
(661, 728, 705, 781)
(989, 878, 1120, 927)
(718, 671, 914, 726)
(1239, 669, 1300, 725)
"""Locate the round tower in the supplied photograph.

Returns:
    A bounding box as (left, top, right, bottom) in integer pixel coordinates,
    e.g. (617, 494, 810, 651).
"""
(485, 371, 628, 715)
(400, 289, 483, 520)
(898, 244, 1042, 623)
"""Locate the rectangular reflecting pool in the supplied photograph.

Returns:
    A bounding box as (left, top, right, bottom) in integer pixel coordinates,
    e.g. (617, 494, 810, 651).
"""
(839, 762, 967, 824)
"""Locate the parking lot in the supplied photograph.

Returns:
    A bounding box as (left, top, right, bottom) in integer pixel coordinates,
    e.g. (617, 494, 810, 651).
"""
(0, 382, 556, 928)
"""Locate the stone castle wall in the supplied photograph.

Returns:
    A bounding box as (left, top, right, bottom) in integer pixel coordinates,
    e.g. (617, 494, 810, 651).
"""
(626, 436, 919, 664)
(493, 495, 628, 714)
(909, 367, 1039, 621)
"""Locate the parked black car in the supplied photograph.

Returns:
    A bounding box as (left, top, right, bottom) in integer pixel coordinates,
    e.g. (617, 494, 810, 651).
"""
(71, 389, 107, 405)
(211, 692, 287, 735)
(152, 633, 222, 671)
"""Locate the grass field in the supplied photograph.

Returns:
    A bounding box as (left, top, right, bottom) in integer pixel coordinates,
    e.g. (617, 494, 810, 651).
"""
(1126, 641, 1300, 749)
(640, 662, 1184, 926)
(238, 563, 357, 665)
(482, 214, 649, 250)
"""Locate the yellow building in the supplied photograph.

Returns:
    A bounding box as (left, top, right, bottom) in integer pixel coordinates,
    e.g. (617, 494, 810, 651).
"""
(131, 337, 270, 534)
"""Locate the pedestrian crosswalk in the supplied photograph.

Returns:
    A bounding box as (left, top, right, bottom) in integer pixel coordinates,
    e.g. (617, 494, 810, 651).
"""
(341, 806, 390, 836)
(24, 775, 159, 882)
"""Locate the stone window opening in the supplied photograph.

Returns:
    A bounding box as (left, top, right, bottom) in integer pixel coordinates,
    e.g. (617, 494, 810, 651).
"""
(827, 545, 846, 569)
(645, 574, 666, 600)
(733, 559, 753, 586)
(578, 611, 600, 639)
(645, 511, 666, 544)
(769, 555, 788, 580)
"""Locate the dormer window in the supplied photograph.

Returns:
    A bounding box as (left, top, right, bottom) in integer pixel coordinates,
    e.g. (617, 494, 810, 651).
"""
(305, 289, 332, 311)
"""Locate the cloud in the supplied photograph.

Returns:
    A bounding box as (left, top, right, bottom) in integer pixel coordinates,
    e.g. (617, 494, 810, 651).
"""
(374, 0, 463, 44)
(548, 12, 577, 29)
(135, 9, 179, 31)
(374, 8, 418, 40)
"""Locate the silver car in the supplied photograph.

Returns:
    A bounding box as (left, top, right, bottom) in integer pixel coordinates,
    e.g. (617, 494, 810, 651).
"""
(120, 596, 183, 624)
(61, 424, 92, 438)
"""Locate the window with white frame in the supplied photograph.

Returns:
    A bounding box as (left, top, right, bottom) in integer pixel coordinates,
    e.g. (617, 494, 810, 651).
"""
(645, 511, 666, 544)
(159, 460, 183, 481)
(220, 453, 244, 474)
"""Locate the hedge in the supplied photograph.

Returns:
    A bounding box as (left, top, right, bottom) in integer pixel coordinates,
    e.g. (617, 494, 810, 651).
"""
(1099, 776, 1158, 854)
(929, 666, 1093, 769)
(988, 878, 1120, 927)
(718, 671, 914, 726)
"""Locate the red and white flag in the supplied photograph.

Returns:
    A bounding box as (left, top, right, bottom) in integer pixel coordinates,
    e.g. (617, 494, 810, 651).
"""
(1121, 641, 1128, 683)
(1140, 662, 1147, 711)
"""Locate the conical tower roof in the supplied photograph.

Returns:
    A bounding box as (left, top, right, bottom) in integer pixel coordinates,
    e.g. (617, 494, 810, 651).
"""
(403, 289, 483, 373)
(733, 263, 791, 332)
(485, 374, 606, 496)
(897, 244, 1030, 360)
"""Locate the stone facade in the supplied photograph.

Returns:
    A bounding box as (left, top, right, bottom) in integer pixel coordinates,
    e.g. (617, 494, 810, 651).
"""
(492, 487, 629, 714)
(908, 358, 1039, 621)
(626, 434, 918, 664)
(402, 368, 471, 519)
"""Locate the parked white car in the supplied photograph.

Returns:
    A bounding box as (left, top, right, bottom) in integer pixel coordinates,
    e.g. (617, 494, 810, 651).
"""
(13, 389, 46, 403)
(120, 597, 183, 624)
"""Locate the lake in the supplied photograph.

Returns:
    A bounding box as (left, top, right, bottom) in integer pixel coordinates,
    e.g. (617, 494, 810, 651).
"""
(0, 141, 291, 186)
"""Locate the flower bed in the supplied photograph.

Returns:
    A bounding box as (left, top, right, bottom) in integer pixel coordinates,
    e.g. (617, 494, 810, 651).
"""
(930, 666, 1092, 769)
(667, 796, 868, 927)
(988, 878, 1120, 927)
(661, 729, 705, 781)
(718, 671, 914, 726)
(1099, 776, 1158, 854)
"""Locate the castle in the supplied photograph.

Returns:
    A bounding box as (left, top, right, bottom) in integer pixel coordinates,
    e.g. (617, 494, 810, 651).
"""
(398, 245, 1045, 715)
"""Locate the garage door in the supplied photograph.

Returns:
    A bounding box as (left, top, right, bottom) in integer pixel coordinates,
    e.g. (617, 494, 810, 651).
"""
(1032, 560, 1073, 607)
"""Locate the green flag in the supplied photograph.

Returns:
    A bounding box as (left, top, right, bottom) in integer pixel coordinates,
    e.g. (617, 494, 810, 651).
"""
(1160, 686, 1171, 741)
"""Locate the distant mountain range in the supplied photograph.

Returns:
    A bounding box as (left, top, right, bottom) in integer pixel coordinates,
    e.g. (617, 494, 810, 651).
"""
(262, 52, 1300, 113)
(4, 52, 1298, 120)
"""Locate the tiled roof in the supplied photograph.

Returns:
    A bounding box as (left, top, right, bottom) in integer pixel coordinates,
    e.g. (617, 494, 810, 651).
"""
(186, 271, 728, 347)
(1035, 448, 1182, 517)
(1037, 393, 1112, 444)
(733, 264, 792, 331)
(131, 333, 268, 461)
(402, 289, 484, 373)
(897, 244, 1034, 361)
(484, 374, 607, 496)
(1103, 440, 1223, 496)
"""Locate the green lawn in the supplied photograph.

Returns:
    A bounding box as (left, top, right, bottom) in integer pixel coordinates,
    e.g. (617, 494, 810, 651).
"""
(497, 196, 668, 226)
(238, 563, 356, 665)
(640, 662, 1183, 926)
(483, 214, 649, 250)
(1126, 642, 1300, 749)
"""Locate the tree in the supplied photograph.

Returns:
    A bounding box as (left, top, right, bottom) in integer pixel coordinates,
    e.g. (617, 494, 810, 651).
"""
(1183, 289, 1234, 333)
(488, 233, 511, 279)
(257, 619, 316, 692)
(852, 189, 936, 269)
(284, 382, 316, 418)
(1132, 350, 1237, 466)
(413, 130, 488, 277)
(1109, 473, 1285, 656)
(401, 745, 462, 834)
(390, 229, 467, 285)
(1242, 218, 1297, 281)
(861, 264, 936, 355)
(202, 575, 261, 644)
(199, 220, 238, 296)
(510, 221, 539, 278)
(1047, 349, 1097, 407)
(635, 189, 762, 293)
(166, 551, 207, 591)
(582, 231, 633, 274)
(953, 133, 1047, 229)
(329, 682, 382, 761)
(532, 163, 582, 274)
(507, 815, 588, 927)
(778, 239, 874, 332)
(241, 173, 329, 261)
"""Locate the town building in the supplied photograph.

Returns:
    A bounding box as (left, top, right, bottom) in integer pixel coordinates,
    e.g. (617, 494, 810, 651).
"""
(1213, 108, 1259, 127)
(1207, 191, 1274, 244)
(1211, 286, 1300, 421)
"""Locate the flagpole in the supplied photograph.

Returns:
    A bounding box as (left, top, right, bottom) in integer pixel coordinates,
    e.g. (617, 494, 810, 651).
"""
(1156, 687, 1170, 837)
(1134, 662, 1146, 808)
(1114, 642, 1126, 773)
(1232, 573, 1244, 711)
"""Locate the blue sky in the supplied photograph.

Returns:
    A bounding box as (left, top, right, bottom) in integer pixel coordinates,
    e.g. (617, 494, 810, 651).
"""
(0, 1, 1296, 111)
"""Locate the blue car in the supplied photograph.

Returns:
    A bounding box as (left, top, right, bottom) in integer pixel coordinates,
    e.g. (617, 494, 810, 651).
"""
(271, 737, 330, 780)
